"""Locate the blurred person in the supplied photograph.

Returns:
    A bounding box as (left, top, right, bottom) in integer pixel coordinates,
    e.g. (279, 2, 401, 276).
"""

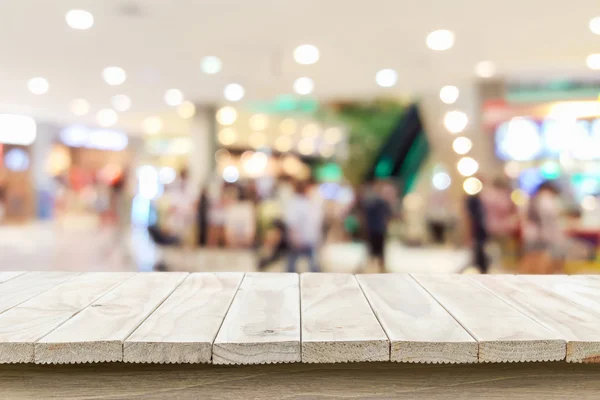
(465, 185, 489, 274)
(520, 181, 565, 274)
(426, 188, 454, 245)
(224, 187, 256, 248)
(258, 219, 288, 270)
(481, 178, 519, 268)
(363, 181, 393, 272)
(164, 169, 196, 244)
(196, 188, 209, 247)
(285, 181, 323, 273)
(107, 171, 132, 263)
(207, 189, 226, 247)
(0, 176, 6, 223)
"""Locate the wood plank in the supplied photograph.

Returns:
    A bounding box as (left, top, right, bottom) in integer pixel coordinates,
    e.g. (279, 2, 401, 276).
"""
(412, 274, 565, 363)
(472, 275, 600, 363)
(35, 272, 187, 364)
(357, 274, 477, 363)
(0, 272, 134, 363)
(212, 273, 300, 365)
(125, 272, 244, 364)
(520, 275, 600, 309)
(0, 272, 77, 315)
(301, 273, 389, 363)
(0, 272, 26, 284)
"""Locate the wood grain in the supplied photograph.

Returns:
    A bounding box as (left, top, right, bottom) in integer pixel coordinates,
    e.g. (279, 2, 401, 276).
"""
(0, 272, 77, 315)
(35, 272, 187, 364)
(521, 275, 600, 310)
(125, 272, 243, 364)
(301, 273, 389, 363)
(357, 274, 477, 363)
(213, 273, 300, 365)
(0, 272, 133, 363)
(0, 272, 26, 284)
(3, 362, 600, 400)
(471, 275, 600, 363)
(412, 274, 566, 363)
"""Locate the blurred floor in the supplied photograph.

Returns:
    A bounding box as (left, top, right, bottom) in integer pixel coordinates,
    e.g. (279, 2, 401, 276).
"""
(0, 220, 472, 274)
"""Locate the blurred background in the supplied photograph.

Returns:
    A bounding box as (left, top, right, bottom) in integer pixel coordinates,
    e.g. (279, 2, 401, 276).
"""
(0, 0, 599, 275)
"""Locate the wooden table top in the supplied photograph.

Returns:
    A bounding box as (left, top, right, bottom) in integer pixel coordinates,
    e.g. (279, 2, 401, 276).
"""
(1, 271, 600, 365)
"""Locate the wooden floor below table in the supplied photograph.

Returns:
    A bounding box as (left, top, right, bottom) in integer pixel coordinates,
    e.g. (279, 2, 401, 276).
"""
(1, 362, 600, 399)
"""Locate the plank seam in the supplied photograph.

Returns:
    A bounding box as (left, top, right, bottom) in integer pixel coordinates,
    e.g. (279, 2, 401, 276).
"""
(210, 272, 246, 364)
(355, 275, 391, 360)
(0, 271, 26, 284)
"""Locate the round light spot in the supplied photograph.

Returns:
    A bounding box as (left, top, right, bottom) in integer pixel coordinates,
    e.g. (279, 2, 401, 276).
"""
(177, 101, 196, 119)
(293, 77, 314, 95)
(298, 138, 315, 155)
(218, 128, 237, 145)
(504, 161, 521, 178)
(214, 148, 231, 163)
(65, 9, 94, 30)
(439, 85, 459, 104)
(275, 135, 293, 152)
(102, 67, 126, 86)
(324, 127, 343, 145)
(158, 167, 177, 185)
(216, 106, 237, 125)
(432, 172, 451, 190)
(587, 54, 600, 70)
(201, 56, 222, 74)
(249, 132, 267, 149)
(4, 148, 30, 171)
(111, 94, 131, 112)
(426, 30, 455, 51)
(142, 116, 163, 135)
(511, 189, 529, 207)
(96, 109, 118, 127)
(293, 44, 320, 65)
(164, 89, 184, 107)
(463, 177, 483, 195)
(457, 157, 479, 177)
(249, 114, 269, 131)
(375, 69, 398, 87)
(475, 61, 496, 78)
(302, 123, 321, 138)
(320, 145, 335, 158)
(590, 17, 600, 35)
(280, 118, 297, 135)
(69, 99, 90, 116)
(27, 77, 49, 95)
(452, 136, 472, 155)
(223, 166, 240, 183)
(444, 110, 468, 134)
(224, 83, 245, 102)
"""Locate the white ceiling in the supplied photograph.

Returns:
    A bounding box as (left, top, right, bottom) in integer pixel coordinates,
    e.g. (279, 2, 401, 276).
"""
(0, 0, 599, 135)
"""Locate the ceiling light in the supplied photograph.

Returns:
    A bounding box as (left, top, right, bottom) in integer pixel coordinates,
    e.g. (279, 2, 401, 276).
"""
(96, 109, 118, 127)
(142, 116, 163, 135)
(164, 89, 184, 107)
(440, 86, 459, 104)
(280, 118, 297, 135)
(102, 67, 126, 86)
(293, 44, 320, 65)
(177, 101, 196, 119)
(590, 17, 600, 35)
(0, 114, 37, 145)
(249, 114, 269, 131)
(475, 61, 496, 78)
(432, 172, 451, 191)
(457, 157, 479, 177)
(201, 56, 222, 74)
(224, 83, 244, 102)
(27, 77, 49, 95)
(69, 99, 90, 116)
(587, 54, 600, 70)
(324, 127, 343, 145)
(275, 136, 293, 152)
(375, 69, 398, 87)
(426, 30, 454, 51)
(463, 177, 483, 195)
(293, 77, 314, 95)
(218, 128, 237, 145)
(216, 106, 237, 125)
(444, 110, 468, 134)
(452, 136, 472, 155)
(111, 94, 131, 112)
(65, 10, 94, 30)
(249, 132, 267, 149)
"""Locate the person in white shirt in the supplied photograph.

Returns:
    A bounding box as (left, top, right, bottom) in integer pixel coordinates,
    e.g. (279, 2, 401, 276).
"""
(284, 181, 322, 273)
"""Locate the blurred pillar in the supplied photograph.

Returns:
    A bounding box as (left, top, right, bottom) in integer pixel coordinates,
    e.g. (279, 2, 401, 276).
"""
(188, 106, 216, 190)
